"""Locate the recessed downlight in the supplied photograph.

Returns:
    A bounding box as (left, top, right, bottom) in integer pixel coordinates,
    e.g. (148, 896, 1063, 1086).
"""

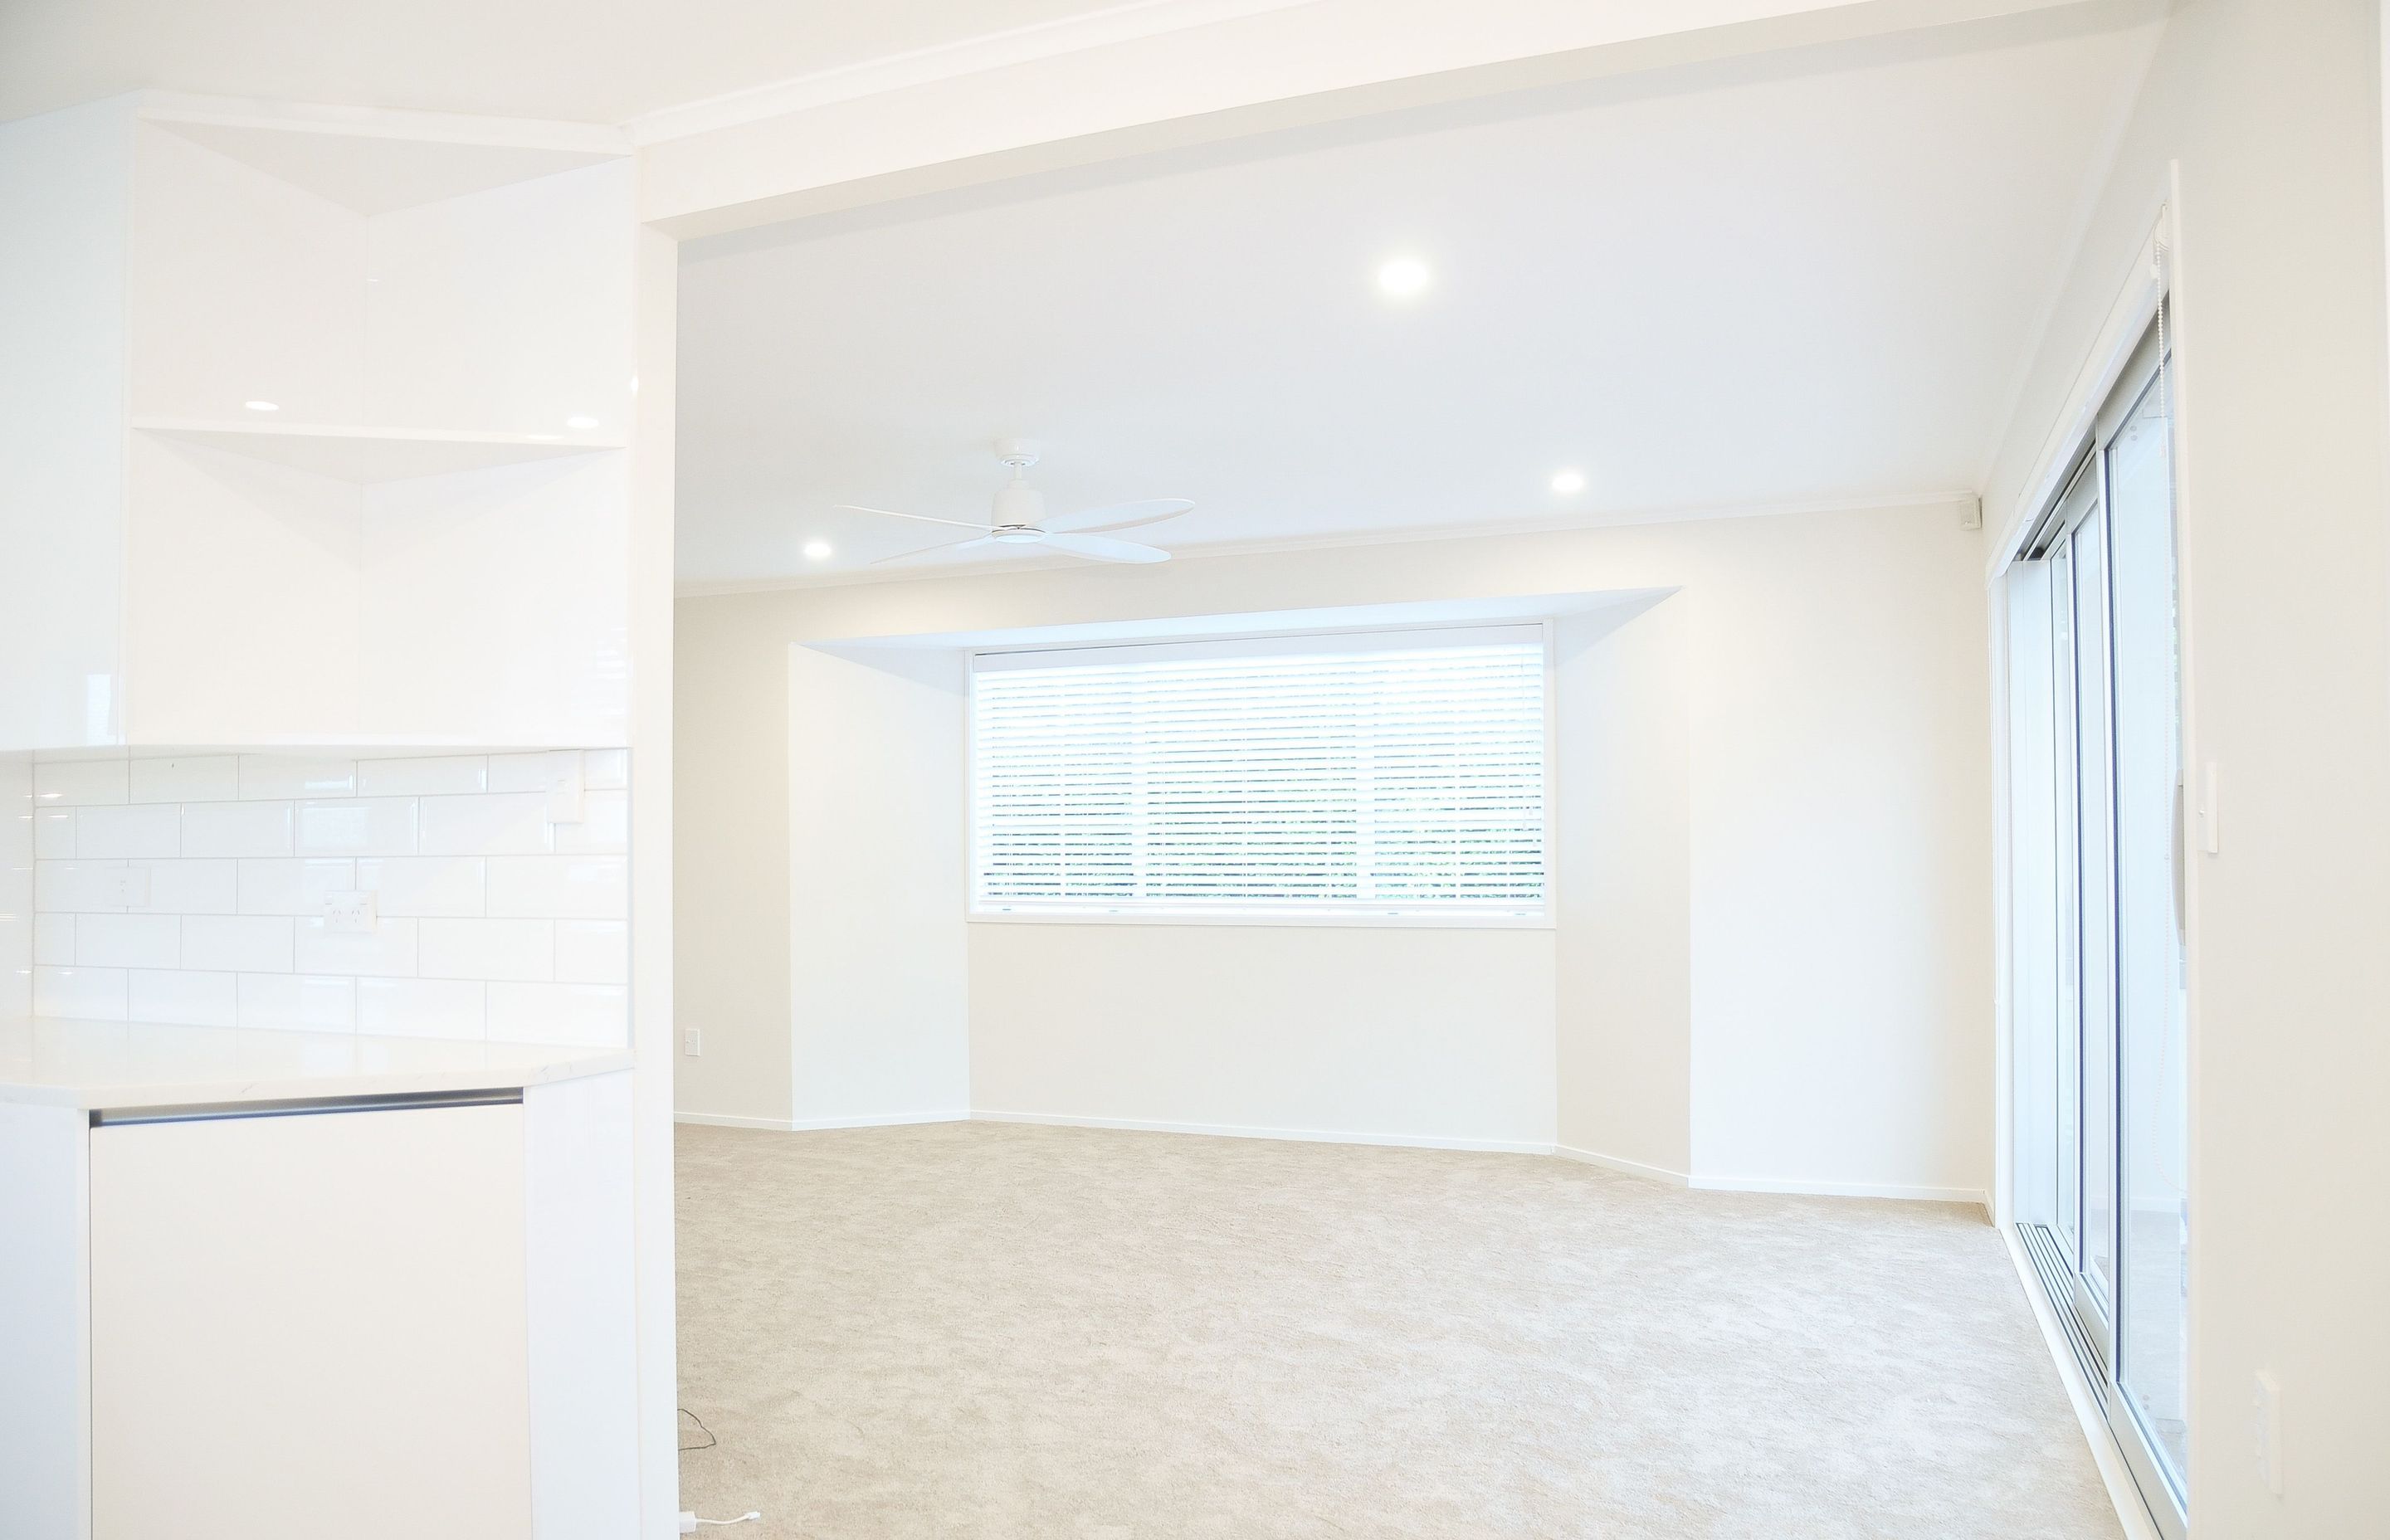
(565, 414, 601, 431)
(802, 540, 833, 562)
(1376, 256, 1432, 300)
(1550, 469, 1587, 495)
(244, 400, 279, 412)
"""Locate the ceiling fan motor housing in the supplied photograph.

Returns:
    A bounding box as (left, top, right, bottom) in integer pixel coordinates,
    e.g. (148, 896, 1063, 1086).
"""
(992, 480, 1046, 529)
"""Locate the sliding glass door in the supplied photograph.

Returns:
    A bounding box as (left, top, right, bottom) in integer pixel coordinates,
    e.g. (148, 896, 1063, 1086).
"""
(2007, 314, 2186, 1535)
(2105, 355, 2188, 1486)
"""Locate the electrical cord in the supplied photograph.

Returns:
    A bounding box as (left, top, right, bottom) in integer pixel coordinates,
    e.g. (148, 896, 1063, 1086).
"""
(674, 1410, 759, 1531)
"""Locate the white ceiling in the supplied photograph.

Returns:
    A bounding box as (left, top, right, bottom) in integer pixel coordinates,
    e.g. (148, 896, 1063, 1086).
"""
(0, 0, 1107, 124)
(674, 11, 2163, 587)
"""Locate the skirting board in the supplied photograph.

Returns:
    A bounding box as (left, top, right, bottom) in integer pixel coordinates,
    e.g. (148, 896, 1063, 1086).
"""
(1688, 1173, 1992, 1210)
(672, 1110, 1990, 1207)
(1549, 1148, 1987, 1210)
(1999, 1226, 2166, 1540)
(1555, 1144, 1690, 1186)
(972, 1109, 1553, 1155)
(672, 1111, 968, 1133)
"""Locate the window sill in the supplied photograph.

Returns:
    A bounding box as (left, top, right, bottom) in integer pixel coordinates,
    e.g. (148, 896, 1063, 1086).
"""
(967, 909, 1554, 931)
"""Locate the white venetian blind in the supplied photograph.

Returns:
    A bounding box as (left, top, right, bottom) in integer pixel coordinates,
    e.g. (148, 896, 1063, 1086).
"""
(970, 626, 1548, 917)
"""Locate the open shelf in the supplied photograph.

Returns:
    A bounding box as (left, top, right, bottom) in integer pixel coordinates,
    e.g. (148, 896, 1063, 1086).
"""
(128, 110, 636, 441)
(133, 420, 625, 483)
(1, 92, 638, 750)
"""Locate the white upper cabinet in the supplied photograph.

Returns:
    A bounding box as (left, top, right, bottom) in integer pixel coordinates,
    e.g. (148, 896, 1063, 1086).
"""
(1, 95, 637, 750)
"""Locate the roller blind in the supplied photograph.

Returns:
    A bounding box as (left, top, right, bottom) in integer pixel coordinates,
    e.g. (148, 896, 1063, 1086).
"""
(969, 626, 1548, 918)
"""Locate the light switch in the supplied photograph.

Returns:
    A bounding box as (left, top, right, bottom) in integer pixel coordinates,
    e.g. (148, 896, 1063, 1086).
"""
(683, 1027, 702, 1058)
(2253, 1369, 2282, 1494)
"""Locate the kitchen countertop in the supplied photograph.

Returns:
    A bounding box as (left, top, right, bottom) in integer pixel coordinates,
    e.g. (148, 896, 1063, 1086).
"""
(0, 1016, 634, 1112)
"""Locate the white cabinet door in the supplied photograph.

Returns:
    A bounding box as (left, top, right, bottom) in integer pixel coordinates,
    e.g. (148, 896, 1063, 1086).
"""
(90, 1099, 533, 1540)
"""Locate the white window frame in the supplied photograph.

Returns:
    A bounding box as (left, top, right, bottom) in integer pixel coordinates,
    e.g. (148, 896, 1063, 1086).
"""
(964, 621, 1557, 929)
(1988, 205, 2191, 1540)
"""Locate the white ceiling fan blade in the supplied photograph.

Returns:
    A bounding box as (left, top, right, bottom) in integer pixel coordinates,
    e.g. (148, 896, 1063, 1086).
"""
(837, 503, 993, 532)
(869, 535, 1002, 566)
(1041, 532, 1170, 564)
(1043, 498, 1194, 534)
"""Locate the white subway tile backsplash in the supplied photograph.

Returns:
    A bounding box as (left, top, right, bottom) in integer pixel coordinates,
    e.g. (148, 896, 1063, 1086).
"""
(34, 758, 128, 807)
(130, 755, 240, 803)
(182, 915, 295, 973)
(419, 793, 551, 856)
(34, 965, 128, 1020)
(238, 858, 357, 916)
(36, 860, 126, 914)
(129, 859, 239, 915)
(419, 918, 552, 982)
(32, 749, 626, 1049)
(237, 754, 357, 800)
(359, 978, 484, 1040)
(32, 811, 75, 860)
(357, 755, 488, 797)
(295, 917, 419, 977)
(182, 801, 294, 858)
(76, 804, 183, 859)
(77, 914, 181, 969)
(356, 856, 484, 918)
(32, 915, 74, 967)
(551, 789, 628, 855)
(487, 982, 627, 1047)
(237, 973, 356, 1032)
(486, 855, 626, 919)
(487, 751, 583, 795)
(129, 969, 238, 1027)
(554, 920, 627, 985)
(296, 797, 418, 857)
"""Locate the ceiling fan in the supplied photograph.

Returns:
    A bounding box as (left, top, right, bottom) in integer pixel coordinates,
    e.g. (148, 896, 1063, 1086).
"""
(846, 440, 1192, 566)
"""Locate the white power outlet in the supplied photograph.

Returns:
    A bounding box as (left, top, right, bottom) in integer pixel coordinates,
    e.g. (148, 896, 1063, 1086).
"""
(2253, 1369, 2283, 1495)
(544, 760, 587, 825)
(684, 1027, 702, 1058)
(320, 890, 378, 934)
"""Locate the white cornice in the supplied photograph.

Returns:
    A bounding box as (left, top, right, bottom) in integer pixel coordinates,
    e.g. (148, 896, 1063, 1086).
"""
(674, 489, 1978, 600)
(627, 0, 1324, 147)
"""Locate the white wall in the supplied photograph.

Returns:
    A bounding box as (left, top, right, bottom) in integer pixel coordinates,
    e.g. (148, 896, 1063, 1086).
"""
(674, 598, 793, 1124)
(1, 753, 30, 1020)
(1554, 599, 1691, 1177)
(626, 217, 682, 1539)
(0, 97, 131, 751)
(785, 646, 968, 1126)
(1683, 507, 1994, 1198)
(1981, 1, 2390, 1530)
(676, 500, 1992, 1197)
(971, 924, 1558, 1149)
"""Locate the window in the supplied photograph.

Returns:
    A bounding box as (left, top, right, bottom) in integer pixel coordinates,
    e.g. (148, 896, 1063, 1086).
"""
(969, 626, 1549, 920)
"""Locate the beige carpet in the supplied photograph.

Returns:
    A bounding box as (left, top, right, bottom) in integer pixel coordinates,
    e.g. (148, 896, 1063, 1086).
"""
(676, 1122, 2119, 1539)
